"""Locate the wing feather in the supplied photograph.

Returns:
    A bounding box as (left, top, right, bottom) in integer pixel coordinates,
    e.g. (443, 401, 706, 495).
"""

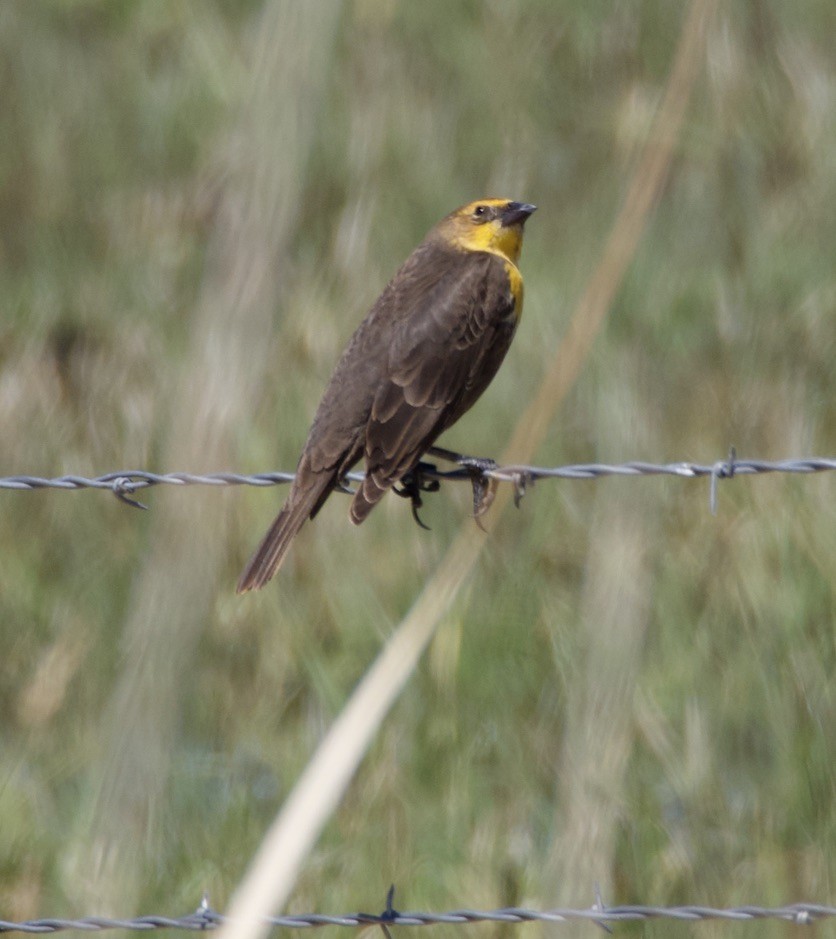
(351, 247, 517, 522)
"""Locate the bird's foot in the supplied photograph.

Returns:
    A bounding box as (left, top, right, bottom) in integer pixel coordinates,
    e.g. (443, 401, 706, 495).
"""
(459, 458, 499, 526)
(426, 447, 499, 525)
(394, 462, 441, 530)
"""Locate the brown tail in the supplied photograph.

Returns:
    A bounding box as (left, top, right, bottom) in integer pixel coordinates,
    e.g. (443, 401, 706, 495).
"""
(236, 474, 332, 592)
(349, 468, 395, 524)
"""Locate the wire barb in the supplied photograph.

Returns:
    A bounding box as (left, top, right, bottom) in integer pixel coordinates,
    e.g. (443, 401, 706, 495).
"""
(710, 446, 737, 515)
(111, 476, 148, 510)
(357, 885, 400, 939)
(591, 884, 613, 935)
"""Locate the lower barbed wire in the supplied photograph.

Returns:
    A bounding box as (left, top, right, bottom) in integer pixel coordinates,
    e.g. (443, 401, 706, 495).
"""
(0, 899, 833, 934)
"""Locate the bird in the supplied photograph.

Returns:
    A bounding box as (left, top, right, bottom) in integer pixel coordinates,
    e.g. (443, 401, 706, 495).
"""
(237, 198, 536, 592)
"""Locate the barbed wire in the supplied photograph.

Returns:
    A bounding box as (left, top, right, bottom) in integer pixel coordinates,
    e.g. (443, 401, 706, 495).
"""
(1, 892, 833, 934)
(1, 450, 834, 514)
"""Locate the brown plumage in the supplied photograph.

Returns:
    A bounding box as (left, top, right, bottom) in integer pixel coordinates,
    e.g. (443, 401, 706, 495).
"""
(237, 198, 536, 591)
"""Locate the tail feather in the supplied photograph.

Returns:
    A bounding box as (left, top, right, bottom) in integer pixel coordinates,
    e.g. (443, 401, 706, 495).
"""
(236, 474, 331, 592)
(349, 472, 389, 524)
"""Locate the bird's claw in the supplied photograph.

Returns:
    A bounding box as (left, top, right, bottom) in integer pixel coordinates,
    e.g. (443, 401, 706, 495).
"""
(411, 503, 430, 530)
(394, 462, 440, 530)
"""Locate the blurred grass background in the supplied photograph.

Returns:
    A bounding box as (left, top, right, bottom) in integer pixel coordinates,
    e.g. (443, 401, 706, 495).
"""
(1, 1, 835, 936)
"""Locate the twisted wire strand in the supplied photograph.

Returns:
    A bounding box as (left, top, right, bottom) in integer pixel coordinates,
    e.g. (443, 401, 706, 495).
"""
(0, 899, 833, 933)
(1, 456, 834, 498)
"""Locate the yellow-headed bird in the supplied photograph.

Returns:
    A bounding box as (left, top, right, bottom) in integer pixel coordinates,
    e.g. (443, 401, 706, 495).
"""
(237, 198, 536, 592)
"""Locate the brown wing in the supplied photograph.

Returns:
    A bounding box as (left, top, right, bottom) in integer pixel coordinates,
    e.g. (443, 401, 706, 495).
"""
(351, 247, 517, 522)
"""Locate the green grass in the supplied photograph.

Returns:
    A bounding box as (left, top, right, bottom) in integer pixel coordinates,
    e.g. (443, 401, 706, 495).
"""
(1, 2, 835, 934)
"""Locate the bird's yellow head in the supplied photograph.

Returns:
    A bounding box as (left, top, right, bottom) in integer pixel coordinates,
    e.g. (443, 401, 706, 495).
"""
(435, 198, 537, 265)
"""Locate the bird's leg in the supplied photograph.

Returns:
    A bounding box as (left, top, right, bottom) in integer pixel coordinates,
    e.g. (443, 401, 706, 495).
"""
(426, 445, 490, 468)
(393, 461, 440, 530)
(426, 446, 499, 522)
(427, 445, 497, 474)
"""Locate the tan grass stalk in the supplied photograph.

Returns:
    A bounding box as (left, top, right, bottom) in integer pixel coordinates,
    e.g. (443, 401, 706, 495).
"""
(218, 3, 718, 937)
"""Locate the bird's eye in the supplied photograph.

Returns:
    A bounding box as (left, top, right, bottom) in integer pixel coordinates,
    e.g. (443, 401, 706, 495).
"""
(473, 205, 489, 220)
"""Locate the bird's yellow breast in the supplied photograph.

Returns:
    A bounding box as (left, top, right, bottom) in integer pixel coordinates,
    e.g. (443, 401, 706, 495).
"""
(501, 259, 524, 324)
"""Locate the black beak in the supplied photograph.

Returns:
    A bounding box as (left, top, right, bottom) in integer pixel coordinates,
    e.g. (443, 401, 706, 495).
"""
(501, 202, 537, 227)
